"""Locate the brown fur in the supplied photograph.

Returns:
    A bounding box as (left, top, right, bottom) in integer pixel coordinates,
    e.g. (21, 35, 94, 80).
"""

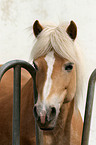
(47, 53, 76, 103)
(34, 52, 83, 145)
(43, 100, 83, 145)
(0, 52, 83, 145)
(35, 56, 47, 100)
(0, 68, 32, 145)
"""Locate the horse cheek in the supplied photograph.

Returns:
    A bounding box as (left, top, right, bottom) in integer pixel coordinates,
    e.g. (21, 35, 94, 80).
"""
(66, 73, 76, 102)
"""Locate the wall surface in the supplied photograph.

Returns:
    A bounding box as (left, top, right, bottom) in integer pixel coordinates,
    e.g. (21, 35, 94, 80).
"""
(0, 0, 96, 144)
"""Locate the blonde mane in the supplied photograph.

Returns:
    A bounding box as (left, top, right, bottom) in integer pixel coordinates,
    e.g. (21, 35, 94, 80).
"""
(30, 22, 84, 106)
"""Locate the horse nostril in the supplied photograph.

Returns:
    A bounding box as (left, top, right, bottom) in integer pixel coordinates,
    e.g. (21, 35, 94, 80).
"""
(33, 106, 38, 119)
(51, 107, 56, 117)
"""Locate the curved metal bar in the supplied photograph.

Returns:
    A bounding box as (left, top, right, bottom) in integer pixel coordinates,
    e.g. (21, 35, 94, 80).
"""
(81, 69, 96, 145)
(0, 60, 36, 80)
(0, 60, 43, 145)
(0, 60, 38, 103)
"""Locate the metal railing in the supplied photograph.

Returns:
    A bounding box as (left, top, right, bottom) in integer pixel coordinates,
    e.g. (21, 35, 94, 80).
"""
(0, 60, 96, 145)
(0, 60, 43, 145)
(81, 69, 96, 145)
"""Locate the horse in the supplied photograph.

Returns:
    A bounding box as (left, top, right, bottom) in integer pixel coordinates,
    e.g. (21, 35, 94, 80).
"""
(0, 20, 84, 145)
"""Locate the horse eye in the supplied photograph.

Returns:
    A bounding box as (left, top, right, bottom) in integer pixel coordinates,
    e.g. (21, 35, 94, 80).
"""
(65, 63, 74, 72)
(33, 61, 38, 70)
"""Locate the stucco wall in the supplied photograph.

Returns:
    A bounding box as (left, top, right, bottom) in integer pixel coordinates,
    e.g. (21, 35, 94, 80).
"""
(0, 0, 96, 144)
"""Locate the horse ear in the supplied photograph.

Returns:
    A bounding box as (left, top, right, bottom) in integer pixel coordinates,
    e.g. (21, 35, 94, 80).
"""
(66, 21, 77, 40)
(33, 20, 43, 37)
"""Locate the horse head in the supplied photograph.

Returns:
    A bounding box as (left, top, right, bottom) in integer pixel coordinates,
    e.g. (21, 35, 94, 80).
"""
(31, 20, 78, 130)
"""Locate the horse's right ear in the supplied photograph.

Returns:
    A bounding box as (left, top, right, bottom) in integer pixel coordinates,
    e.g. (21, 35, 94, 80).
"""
(33, 20, 43, 37)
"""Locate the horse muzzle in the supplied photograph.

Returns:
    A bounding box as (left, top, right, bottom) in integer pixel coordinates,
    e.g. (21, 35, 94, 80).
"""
(33, 105, 56, 130)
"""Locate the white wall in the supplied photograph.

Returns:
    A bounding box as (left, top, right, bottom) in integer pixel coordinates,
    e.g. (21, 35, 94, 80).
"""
(0, 0, 96, 144)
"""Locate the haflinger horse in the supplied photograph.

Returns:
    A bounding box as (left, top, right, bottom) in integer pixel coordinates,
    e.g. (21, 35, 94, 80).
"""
(0, 20, 84, 145)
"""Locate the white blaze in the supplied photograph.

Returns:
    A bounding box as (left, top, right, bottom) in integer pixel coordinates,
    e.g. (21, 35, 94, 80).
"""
(43, 51, 55, 102)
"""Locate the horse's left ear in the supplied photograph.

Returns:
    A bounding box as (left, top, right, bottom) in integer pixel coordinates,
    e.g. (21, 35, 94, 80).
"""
(33, 20, 43, 37)
(66, 21, 77, 40)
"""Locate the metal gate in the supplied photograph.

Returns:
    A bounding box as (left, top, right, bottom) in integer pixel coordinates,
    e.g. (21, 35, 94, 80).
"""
(0, 60, 96, 145)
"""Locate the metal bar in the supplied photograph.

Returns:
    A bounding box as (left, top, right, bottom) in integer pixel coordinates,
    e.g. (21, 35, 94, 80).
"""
(0, 60, 43, 145)
(0, 60, 36, 80)
(33, 74, 44, 145)
(12, 65, 21, 145)
(81, 69, 96, 145)
(35, 123, 44, 145)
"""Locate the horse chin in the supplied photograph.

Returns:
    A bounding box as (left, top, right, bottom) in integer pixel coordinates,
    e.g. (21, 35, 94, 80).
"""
(37, 120, 56, 131)
(40, 127, 54, 131)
